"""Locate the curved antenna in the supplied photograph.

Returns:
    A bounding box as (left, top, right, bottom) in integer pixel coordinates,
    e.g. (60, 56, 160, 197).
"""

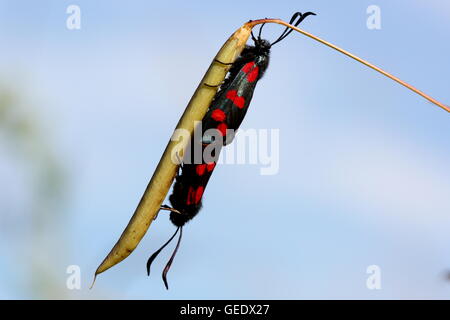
(162, 226, 183, 290)
(258, 22, 266, 40)
(272, 12, 301, 44)
(146, 227, 180, 276)
(251, 30, 257, 43)
(271, 12, 316, 47)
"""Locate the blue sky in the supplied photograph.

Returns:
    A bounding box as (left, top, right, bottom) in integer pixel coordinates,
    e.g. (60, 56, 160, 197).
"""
(0, 0, 449, 299)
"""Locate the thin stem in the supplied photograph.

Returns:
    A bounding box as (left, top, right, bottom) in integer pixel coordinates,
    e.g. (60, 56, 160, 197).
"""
(247, 19, 449, 113)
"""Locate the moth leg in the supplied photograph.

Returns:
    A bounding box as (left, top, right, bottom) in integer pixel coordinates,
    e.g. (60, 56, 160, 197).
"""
(154, 205, 182, 221)
(160, 205, 181, 214)
(214, 59, 233, 66)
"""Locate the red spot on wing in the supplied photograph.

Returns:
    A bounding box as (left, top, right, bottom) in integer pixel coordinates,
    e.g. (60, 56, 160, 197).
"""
(242, 61, 255, 73)
(186, 186, 195, 205)
(247, 66, 259, 82)
(194, 186, 204, 204)
(187, 186, 204, 205)
(226, 90, 246, 109)
(216, 123, 228, 136)
(206, 162, 215, 172)
(233, 96, 245, 108)
(226, 90, 237, 100)
(196, 164, 206, 176)
(211, 109, 226, 122)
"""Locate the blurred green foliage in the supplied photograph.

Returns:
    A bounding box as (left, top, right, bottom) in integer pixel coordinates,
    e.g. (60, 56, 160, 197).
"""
(0, 82, 67, 298)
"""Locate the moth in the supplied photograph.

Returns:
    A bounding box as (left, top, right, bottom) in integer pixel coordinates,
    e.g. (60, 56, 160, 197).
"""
(147, 12, 316, 289)
(93, 10, 448, 290)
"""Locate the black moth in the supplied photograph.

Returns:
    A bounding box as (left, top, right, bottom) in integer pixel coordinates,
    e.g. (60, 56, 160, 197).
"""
(147, 11, 316, 289)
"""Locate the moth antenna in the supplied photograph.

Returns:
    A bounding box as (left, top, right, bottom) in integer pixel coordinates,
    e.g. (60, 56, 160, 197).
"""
(271, 12, 316, 46)
(273, 12, 301, 44)
(251, 30, 257, 43)
(162, 226, 183, 290)
(258, 22, 266, 40)
(146, 227, 180, 276)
